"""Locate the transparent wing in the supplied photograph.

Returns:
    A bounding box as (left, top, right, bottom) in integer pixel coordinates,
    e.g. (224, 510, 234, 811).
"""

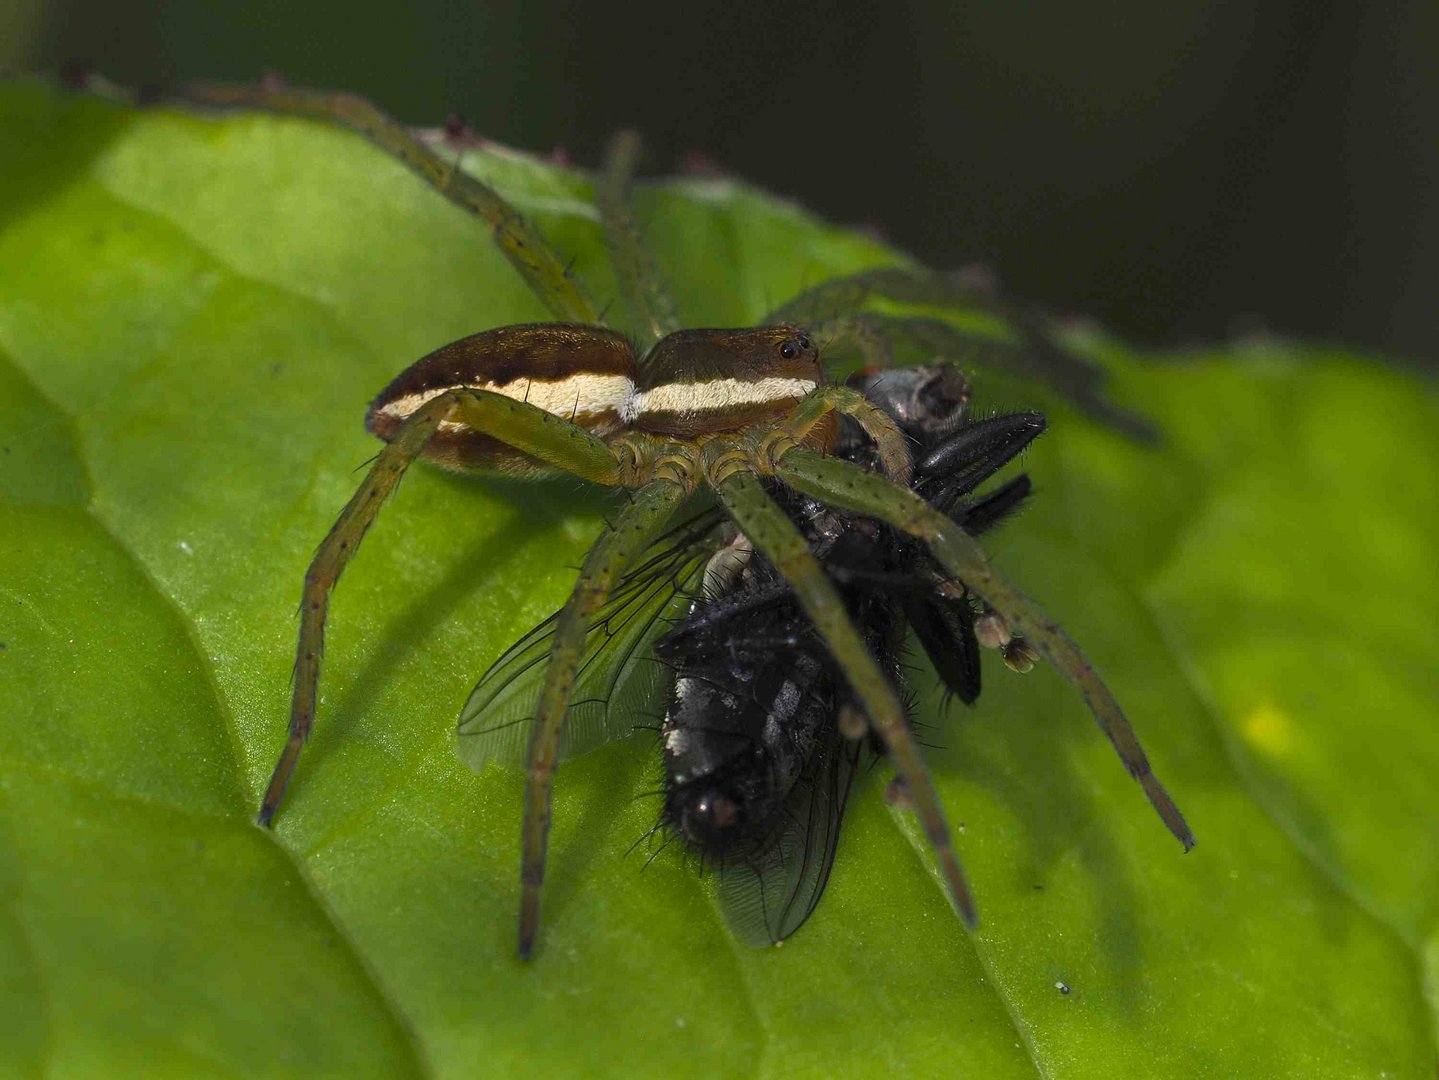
(456, 509, 725, 771)
(716, 725, 864, 946)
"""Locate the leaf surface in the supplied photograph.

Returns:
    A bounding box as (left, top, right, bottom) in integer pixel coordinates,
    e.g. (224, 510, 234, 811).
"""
(1, 82, 1435, 1078)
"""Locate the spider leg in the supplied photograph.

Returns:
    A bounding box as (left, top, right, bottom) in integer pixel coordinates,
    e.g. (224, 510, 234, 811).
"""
(260, 388, 626, 827)
(807, 314, 894, 373)
(816, 311, 1038, 383)
(178, 82, 601, 325)
(712, 471, 979, 928)
(764, 266, 999, 327)
(849, 312, 1148, 439)
(772, 447, 1196, 851)
(765, 384, 914, 485)
(596, 131, 682, 348)
(766, 267, 1154, 440)
(518, 478, 688, 957)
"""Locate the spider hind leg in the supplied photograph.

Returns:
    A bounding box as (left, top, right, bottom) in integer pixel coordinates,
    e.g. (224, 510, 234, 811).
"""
(259, 386, 626, 828)
(178, 81, 602, 325)
(596, 130, 682, 349)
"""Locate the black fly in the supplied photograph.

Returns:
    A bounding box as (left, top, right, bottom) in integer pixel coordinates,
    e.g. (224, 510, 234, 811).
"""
(651, 366, 1046, 944)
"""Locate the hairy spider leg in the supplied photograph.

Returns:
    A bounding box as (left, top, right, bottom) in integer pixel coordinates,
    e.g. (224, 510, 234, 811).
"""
(767, 384, 915, 486)
(766, 265, 994, 326)
(181, 82, 602, 326)
(596, 131, 683, 349)
(814, 311, 1039, 385)
(853, 311, 1119, 420)
(765, 267, 1153, 439)
(773, 447, 1196, 851)
(518, 478, 689, 957)
(259, 389, 625, 826)
(807, 315, 895, 373)
(712, 470, 978, 927)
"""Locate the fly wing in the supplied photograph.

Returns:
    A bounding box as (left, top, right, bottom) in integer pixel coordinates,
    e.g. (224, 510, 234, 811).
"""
(456, 510, 724, 771)
(716, 725, 864, 946)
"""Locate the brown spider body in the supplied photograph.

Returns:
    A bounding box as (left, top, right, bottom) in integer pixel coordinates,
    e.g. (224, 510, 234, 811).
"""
(367, 323, 834, 477)
(366, 323, 637, 473)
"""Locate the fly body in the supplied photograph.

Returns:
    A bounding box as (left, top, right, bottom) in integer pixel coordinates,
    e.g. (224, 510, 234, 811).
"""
(651, 366, 1046, 944)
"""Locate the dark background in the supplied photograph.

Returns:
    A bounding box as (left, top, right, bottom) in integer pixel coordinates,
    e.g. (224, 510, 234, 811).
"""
(8, 0, 1435, 367)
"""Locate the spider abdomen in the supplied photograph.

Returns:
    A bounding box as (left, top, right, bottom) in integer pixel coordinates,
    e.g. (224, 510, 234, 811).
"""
(366, 323, 639, 473)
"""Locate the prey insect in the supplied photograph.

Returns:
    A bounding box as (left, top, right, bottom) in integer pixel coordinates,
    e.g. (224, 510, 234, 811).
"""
(183, 83, 1194, 957)
(649, 365, 1048, 944)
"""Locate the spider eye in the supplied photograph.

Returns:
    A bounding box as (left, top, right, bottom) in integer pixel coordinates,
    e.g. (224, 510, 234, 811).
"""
(779, 341, 797, 359)
(797, 334, 811, 351)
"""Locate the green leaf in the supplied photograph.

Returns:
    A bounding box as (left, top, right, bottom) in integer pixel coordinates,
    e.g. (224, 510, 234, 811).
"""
(1, 80, 1436, 1078)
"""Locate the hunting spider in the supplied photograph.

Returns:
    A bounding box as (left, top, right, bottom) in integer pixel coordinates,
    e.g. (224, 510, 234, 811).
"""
(184, 84, 1193, 958)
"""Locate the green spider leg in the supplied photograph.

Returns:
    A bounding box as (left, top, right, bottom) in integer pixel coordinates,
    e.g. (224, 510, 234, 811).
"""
(806, 314, 894, 372)
(518, 478, 688, 957)
(766, 266, 1154, 439)
(710, 468, 978, 927)
(765, 265, 991, 325)
(596, 130, 683, 349)
(809, 311, 1021, 379)
(765, 384, 914, 485)
(772, 446, 1196, 851)
(852, 311, 1149, 438)
(179, 82, 602, 326)
(258, 389, 624, 826)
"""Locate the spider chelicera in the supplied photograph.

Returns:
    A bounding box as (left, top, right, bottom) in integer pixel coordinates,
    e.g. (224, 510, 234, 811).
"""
(185, 83, 1194, 958)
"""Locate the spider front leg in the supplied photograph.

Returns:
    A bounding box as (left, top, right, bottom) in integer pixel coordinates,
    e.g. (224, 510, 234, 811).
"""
(809, 312, 1052, 398)
(809, 315, 894, 373)
(711, 469, 979, 928)
(773, 447, 1196, 851)
(766, 266, 941, 325)
(765, 384, 914, 485)
(812, 311, 1028, 384)
(260, 389, 625, 827)
(518, 477, 688, 957)
(179, 82, 602, 325)
(768, 267, 1154, 439)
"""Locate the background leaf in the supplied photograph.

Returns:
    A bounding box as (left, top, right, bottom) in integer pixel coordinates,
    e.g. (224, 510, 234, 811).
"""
(1, 81, 1435, 1078)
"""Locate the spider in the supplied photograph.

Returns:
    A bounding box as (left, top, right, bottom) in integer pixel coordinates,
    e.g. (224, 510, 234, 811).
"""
(184, 83, 1194, 958)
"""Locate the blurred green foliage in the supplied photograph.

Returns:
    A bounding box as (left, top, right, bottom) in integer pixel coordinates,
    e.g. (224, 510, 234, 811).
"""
(10, 0, 1439, 368)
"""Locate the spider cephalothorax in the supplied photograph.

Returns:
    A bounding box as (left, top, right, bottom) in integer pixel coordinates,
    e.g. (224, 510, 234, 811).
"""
(185, 83, 1193, 957)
